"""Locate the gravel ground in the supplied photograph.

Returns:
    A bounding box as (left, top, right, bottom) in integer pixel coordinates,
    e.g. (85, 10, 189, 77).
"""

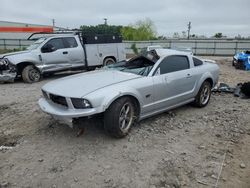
(0, 57, 249, 188)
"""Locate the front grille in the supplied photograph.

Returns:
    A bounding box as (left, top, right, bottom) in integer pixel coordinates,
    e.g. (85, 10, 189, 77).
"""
(49, 94, 68, 107)
(42, 90, 49, 99)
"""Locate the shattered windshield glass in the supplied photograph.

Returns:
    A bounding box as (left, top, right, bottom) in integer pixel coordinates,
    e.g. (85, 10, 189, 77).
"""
(106, 52, 159, 76)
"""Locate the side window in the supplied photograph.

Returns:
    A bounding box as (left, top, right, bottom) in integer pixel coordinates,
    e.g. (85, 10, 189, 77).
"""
(44, 38, 65, 50)
(63, 37, 78, 48)
(193, 57, 203, 66)
(159, 55, 190, 75)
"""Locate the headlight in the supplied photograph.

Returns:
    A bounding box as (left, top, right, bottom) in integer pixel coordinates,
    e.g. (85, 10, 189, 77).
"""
(0, 58, 10, 71)
(0, 58, 9, 66)
(71, 98, 92, 109)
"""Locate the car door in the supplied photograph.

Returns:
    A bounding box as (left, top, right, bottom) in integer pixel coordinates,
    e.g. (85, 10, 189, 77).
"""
(152, 55, 195, 110)
(40, 38, 71, 72)
(62, 37, 85, 67)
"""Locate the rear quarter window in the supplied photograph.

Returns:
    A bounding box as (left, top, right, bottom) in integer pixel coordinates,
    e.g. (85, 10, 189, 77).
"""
(193, 57, 203, 66)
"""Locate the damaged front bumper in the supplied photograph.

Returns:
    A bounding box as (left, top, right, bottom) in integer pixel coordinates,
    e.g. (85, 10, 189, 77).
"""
(0, 71, 16, 83)
(38, 98, 101, 127)
(0, 59, 17, 83)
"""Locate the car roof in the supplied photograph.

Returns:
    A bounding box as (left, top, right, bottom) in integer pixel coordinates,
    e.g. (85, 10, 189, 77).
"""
(48, 34, 76, 39)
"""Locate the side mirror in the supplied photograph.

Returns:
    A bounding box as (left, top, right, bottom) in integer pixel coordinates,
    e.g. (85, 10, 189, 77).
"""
(41, 44, 56, 53)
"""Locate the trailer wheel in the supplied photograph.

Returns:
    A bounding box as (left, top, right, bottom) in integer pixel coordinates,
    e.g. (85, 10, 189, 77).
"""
(22, 65, 41, 83)
(103, 58, 115, 66)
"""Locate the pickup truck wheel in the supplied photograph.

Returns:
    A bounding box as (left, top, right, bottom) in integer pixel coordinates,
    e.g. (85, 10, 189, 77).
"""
(103, 58, 115, 66)
(104, 97, 135, 138)
(194, 81, 211, 107)
(22, 65, 41, 83)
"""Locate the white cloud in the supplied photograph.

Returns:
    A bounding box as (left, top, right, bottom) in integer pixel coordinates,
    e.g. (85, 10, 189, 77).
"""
(1, 0, 250, 37)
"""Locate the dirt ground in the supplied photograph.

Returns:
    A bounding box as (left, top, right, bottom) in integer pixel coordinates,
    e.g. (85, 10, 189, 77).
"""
(0, 57, 249, 188)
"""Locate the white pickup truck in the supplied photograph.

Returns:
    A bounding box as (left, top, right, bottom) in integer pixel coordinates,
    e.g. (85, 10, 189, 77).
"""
(0, 33, 126, 83)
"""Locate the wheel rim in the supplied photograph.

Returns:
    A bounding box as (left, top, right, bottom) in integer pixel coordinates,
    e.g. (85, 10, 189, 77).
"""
(119, 103, 133, 132)
(29, 68, 40, 81)
(105, 59, 114, 66)
(200, 84, 211, 105)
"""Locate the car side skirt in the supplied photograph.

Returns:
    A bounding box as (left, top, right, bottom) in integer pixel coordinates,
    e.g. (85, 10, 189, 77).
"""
(139, 98, 195, 121)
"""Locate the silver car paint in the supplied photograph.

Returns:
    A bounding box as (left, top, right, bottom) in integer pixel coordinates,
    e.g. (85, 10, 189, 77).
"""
(39, 50, 219, 124)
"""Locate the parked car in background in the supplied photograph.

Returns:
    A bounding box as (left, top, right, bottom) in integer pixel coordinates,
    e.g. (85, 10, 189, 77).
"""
(0, 33, 125, 83)
(232, 50, 250, 70)
(39, 49, 219, 138)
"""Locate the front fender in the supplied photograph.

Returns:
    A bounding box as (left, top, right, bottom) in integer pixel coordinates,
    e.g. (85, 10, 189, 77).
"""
(6, 52, 41, 67)
(85, 86, 143, 113)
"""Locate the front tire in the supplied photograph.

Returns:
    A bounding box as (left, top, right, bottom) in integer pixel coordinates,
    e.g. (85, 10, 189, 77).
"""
(22, 65, 41, 83)
(193, 81, 212, 107)
(104, 97, 136, 138)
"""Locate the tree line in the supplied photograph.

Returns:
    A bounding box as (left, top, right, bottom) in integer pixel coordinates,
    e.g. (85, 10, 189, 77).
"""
(80, 19, 246, 40)
(80, 18, 157, 41)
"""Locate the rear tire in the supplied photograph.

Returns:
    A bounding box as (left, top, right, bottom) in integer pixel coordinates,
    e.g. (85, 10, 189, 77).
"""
(193, 81, 211, 108)
(104, 97, 136, 138)
(22, 65, 41, 83)
(103, 58, 115, 66)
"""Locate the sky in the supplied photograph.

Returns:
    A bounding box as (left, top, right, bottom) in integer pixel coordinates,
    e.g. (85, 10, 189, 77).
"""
(1, 0, 250, 37)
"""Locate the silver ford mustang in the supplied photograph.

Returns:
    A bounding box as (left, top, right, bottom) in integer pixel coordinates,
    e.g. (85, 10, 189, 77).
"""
(39, 49, 219, 138)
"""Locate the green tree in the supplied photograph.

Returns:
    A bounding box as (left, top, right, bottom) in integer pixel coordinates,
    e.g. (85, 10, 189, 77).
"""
(131, 43, 138, 54)
(214, 32, 223, 38)
(121, 18, 157, 41)
(79, 18, 157, 41)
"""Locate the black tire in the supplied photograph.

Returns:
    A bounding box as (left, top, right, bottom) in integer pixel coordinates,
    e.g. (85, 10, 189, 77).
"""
(193, 81, 212, 108)
(22, 65, 41, 83)
(104, 97, 136, 138)
(235, 62, 240, 69)
(103, 58, 115, 66)
(232, 60, 235, 66)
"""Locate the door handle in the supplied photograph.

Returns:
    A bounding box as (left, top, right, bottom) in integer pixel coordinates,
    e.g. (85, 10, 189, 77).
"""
(63, 51, 68, 54)
(186, 74, 192, 78)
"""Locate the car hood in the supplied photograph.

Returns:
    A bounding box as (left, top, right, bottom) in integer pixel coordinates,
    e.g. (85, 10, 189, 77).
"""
(0, 50, 30, 59)
(42, 69, 141, 98)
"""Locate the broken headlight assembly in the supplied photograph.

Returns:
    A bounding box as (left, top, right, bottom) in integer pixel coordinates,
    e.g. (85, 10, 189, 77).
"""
(71, 98, 92, 109)
(0, 58, 10, 71)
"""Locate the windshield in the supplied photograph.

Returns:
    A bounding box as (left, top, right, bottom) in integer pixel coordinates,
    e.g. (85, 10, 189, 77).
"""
(106, 54, 157, 76)
(27, 37, 47, 50)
